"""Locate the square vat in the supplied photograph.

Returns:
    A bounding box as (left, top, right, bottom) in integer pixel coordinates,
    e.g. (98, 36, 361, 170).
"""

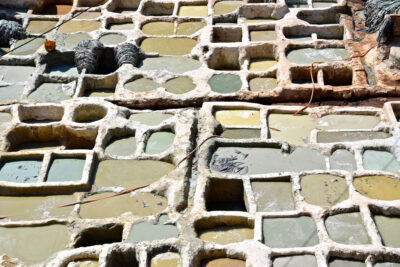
(250, 30, 277, 41)
(26, 20, 58, 34)
(35, 1, 73, 15)
(290, 66, 318, 84)
(212, 27, 242, 43)
(142, 2, 174, 16)
(0, 64, 35, 83)
(0, 158, 43, 183)
(252, 179, 295, 211)
(262, 216, 319, 248)
(81, 74, 117, 97)
(46, 157, 86, 182)
(206, 178, 247, 211)
(208, 47, 240, 70)
(273, 255, 318, 267)
(178, 5, 208, 17)
(28, 82, 74, 103)
(374, 215, 400, 247)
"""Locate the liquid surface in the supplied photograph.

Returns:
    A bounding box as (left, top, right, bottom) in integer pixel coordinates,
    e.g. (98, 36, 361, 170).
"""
(150, 252, 182, 267)
(94, 159, 174, 188)
(374, 215, 400, 247)
(177, 22, 206, 35)
(263, 216, 319, 248)
(249, 58, 277, 71)
(47, 64, 79, 76)
(26, 20, 58, 34)
(215, 110, 260, 126)
(202, 258, 246, 267)
(58, 21, 101, 33)
(0, 195, 75, 221)
(208, 74, 242, 94)
(221, 129, 260, 139)
(80, 192, 167, 219)
(329, 149, 357, 171)
(0, 159, 42, 183)
(273, 255, 318, 267)
(0, 112, 11, 132)
(140, 56, 201, 73)
(105, 136, 137, 157)
(109, 23, 134, 30)
(250, 30, 277, 41)
(0, 65, 35, 83)
(301, 174, 348, 207)
(47, 158, 85, 182)
(325, 212, 370, 245)
(178, 6, 208, 17)
(214, 1, 243, 15)
(199, 226, 253, 244)
(329, 259, 366, 267)
(245, 19, 276, 24)
(353, 176, 400, 201)
(28, 83, 72, 103)
(317, 131, 390, 143)
(11, 38, 45, 55)
(142, 22, 174, 35)
(210, 147, 325, 175)
(145, 132, 175, 154)
(363, 150, 400, 173)
(99, 33, 127, 45)
(14, 141, 62, 152)
(140, 37, 197, 55)
(128, 221, 178, 242)
(129, 112, 173, 125)
(287, 48, 349, 64)
(0, 224, 69, 264)
(252, 181, 295, 211)
(249, 77, 277, 92)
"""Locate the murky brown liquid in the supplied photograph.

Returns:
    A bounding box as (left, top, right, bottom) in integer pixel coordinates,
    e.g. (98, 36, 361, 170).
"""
(0, 195, 75, 221)
(40, 4, 72, 15)
(353, 176, 400, 201)
(0, 224, 69, 264)
(301, 174, 348, 207)
(80, 192, 167, 219)
(199, 226, 253, 244)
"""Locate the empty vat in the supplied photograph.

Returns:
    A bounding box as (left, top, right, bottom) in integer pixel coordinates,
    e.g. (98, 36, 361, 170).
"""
(14, 141, 62, 152)
(325, 212, 370, 244)
(273, 255, 317, 267)
(145, 132, 175, 154)
(84, 88, 114, 97)
(286, 48, 349, 65)
(374, 215, 400, 247)
(0, 224, 69, 264)
(245, 18, 276, 24)
(210, 147, 326, 175)
(301, 174, 348, 207)
(74, 12, 101, 19)
(46, 158, 85, 182)
(252, 180, 295, 211)
(94, 159, 174, 188)
(215, 110, 260, 126)
(151, 252, 182, 267)
(80, 192, 167, 219)
(129, 112, 173, 126)
(199, 226, 253, 244)
(263, 216, 319, 247)
(105, 136, 136, 157)
(140, 38, 197, 55)
(206, 178, 246, 211)
(353, 176, 400, 201)
(0, 159, 42, 183)
(208, 74, 242, 94)
(313, 1, 336, 8)
(363, 150, 400, 173)
(39, 4, 72, 15)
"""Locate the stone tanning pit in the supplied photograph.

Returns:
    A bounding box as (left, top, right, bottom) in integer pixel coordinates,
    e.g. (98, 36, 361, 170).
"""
(0, 0, 400, 266)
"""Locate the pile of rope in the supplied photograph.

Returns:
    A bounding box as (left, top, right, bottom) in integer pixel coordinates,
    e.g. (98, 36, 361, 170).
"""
(0, 19, 27, 47)
(365, 0, 400, 30)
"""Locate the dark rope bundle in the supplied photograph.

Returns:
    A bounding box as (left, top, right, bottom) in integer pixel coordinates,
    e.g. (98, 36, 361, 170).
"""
(74, 40, 104, 74)
(365, 0, 400, 31)
(114, 43, 141, 67)
(0, 19, 27, 47)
